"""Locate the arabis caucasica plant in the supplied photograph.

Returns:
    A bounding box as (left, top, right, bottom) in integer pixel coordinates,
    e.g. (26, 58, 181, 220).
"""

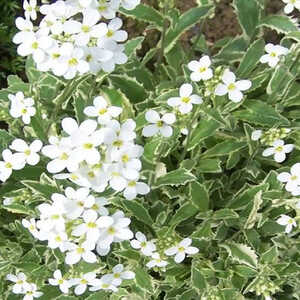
(1, 0, 300, 299)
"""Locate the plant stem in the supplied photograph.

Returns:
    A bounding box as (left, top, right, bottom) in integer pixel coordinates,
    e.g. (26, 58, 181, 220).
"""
(157, 2, 169, 66)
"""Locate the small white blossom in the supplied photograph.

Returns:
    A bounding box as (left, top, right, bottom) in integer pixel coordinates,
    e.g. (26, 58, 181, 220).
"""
(146, 252, 168, 268)
(83, 96, 122, 124)
(10, 139, 43, 166)
(277, 163, 300, 195)
(260, 43, 289, 68)
(23, 283, 43, 300)
(70, 272, 98, 295)
(251, 130, 262, 141)
(187, 55, 213, 82)
(130, 231, 156, 256)
(103, 264, 135, 287)
(22, 218, 40, 239)
(164, 238, 199, 263)
(65, 240, 97, 265)
(6, 272, 30, 294)
(167, 83, 203, 114)
(282, 0, 300, 14)
(142, 110, 176, 138)
(9, 92, 36, 124)
(262, 139, 294, 163)
(23, 0, 37, 20)
(0, 149, 25, 182)
(276, 214, 297, 233)
(89, 275, 118, 292)
(49, 270, 71, 294)
(215, 69, 251, 102)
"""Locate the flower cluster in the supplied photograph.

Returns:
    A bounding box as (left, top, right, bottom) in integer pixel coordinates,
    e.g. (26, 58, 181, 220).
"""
(41, 96, 149, 200)
(0, 139, 42, 182)
(9, 92, 36, 124)
(14, 0, 140, 79)
(6, 272, 43, 300)
(48, 264, 134, 295)
(130, 232, 199, 269)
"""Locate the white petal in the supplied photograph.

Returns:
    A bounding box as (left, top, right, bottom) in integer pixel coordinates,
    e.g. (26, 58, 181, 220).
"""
(262, 147, 275, 157)
(179, 238, 191, 247)
(10, 139, 28, 152)
(215, 84, 228, 96)
(161, 113, 176, 124)
(30, 140, 43, 152)
(167, 97, 181, 107)
(277, 172, 291, 182)
(130, 239, 141, 249)
(222, 70, 236, 84)
(62, 118, 78, 135)
(83, 251, 97, 263)
(236, 80, 252, 91)
(160, 125, 173, 137)
(174, 252, 185, 263)
(142, 125, 159, 137)
(145, 110, 160, 123)
(274, 152, 286, 163)
(185, 246, 199, 255)
(27, 153, 40, 165)
(74, 284, 87, 295)
(283, 144, 294, 153)
(179, 83, 193, 97)
(135, 231, 146, 242)
(228, 90, 243, 102)
(190, 95, 203, 104)
(165, 246, 177, 256)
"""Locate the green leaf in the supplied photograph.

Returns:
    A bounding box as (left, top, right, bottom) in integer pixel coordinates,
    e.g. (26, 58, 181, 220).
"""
(191, 265, 207, 289)
(283, 31, 300, 43)
(189, 182, 209, 212)
(244, 190, 263, 229)
(30, 116, 48, 142)
(228, 183, 268, 209)
(197, 159, 222, 173)
(233, 99, 290, 127)
(109, 75, 147, 103)
(155, 168, 196, 187)
(1, 204, 33, 215)
(125, 37, 144, 57)
(0, 130, 14, 153)
(170, 203, 198, 226)
(123, 200, 153, 226)
(135, 266, 153, 292)
(114, 249, 141, 261)
(201, 140, 247, 158)
(261, 245, 278, 263)
(55, 296, 78, 300)
(233, 0, 260, 38)
(119, 4, 164, 29)
(233, 265, 257, 277)
(213, 209, 239, 220)
(258, 15, 299, 34)
(236, 39, 265, 77)
(220, 242, 258, 268)
(21, 180, 58, 199)
(188, 118, 221, 151)
(164, 5, 213, 53)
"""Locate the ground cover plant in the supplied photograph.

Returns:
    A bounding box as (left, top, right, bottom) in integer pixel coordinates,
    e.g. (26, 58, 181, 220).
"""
(0, 0, 300, 299)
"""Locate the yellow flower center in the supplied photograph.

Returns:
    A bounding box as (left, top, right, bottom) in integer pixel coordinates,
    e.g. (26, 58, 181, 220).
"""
(60, 152, 69, 160)
(58, 279, 64, 284)
(92, 203, 99, 210)
(106, 30, 114, 37)
(80, 279, 88, 284)
(178, 246, 185, 252)
(17, 280, 23, 284)
(122, 154, 129, 163)
(87, 222, 97, 228)
(199, 67, 207, 73)
(141, 241, 147, 247)
(77, 201, 84, 207)
(55, 236, 62, 242)
(21, 108, 28, 114)
(86, 54, 92, 62)
(108, 227, 116, 235)
(98, 108, 107, 115)
(112, 172, 120, 177)
(114, 273, 120, 278)
(5, 162, 12, 169)
(83, 143, 93, 149)
(275, 146, 283, 152)
(128, 181, 136, 187)
(46, 20, 53, 27)
(81, 25, 90, 33)
(31, 42, 38, 49)
(52, 53, 60, 59)
(113, 140, 123, 147)
(288, 218, 294, 224)
(68, 58, 78, 66)
(102, 283, 109, 288)
(71, 174, 79, 180)
(77, 247, 84, 254)
(29, 225, 35, 231)
(51, 214, 60, 220)
(228, 83, 236, 91)
(181, 97, 190, 103)
(24, 149, 31, 156)
(291, 175, 298, 181)
(98, 5, 107, 11)
(88, 171, 95, 178)
(156, 120, 164, 128)
(270, 52, 277, 57)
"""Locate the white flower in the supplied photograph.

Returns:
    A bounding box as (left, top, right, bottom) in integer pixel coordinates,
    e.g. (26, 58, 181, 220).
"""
(23, 283, 43, 300)
(22, 218, 40, 239)
(72, 209, 113, 241)
(123, 175, 150, 200)
(215, 70, 252, 102)
(94, 0, 118, 19)
(146, 252, 168, 268)
(6, 272, 30, 294)
(187, 55, 213, 82)
(65, 240, 97, 265)
(98, 18, 128, 45)
(276, 214, 297, 233)
(3, 197, 13, 205)
(130, 231, 156, 256)
(13, 17, 34, 44)
(47, 230, 72, 252)
(0, 149, 25, 182)
(164, 238, 199, 263)
(9, 92, 36, 124)
(24, 0, 37, 20)
(142, 110, 176, 138)
(49, 270, 71, 294)
(70, 272, 98, 295)
(260, 43, 289, 68)
(262, 139, 294, 163)
(10, 139, 42, 166)
(42, 136, 79, 174)
(101, 264, 135, 287)
(277, 163, 300, 195)
(118, 0, 140, 10)
(96, 210, 133, 251)
(251, 130, 262, 141)
(282, 0, 300, 14)
(91, 197, 109, 216)
(89, 275, 118, 292)
(167, 83, 203, 114)
(83, 96, 122, 124)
